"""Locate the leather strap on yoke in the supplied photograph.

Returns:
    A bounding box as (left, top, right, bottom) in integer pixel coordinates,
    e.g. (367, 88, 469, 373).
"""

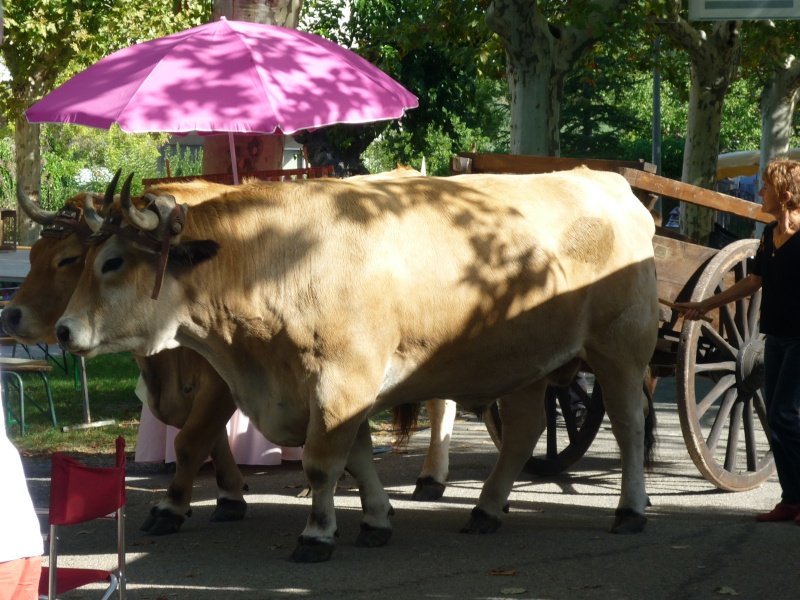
(40, 207, 94, 240)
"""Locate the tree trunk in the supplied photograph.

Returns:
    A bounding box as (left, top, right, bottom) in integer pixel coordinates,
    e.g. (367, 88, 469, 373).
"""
(680, 71, 726, 245)
(486, 0, 624, 157)
(203, 0, 305, 178)
(14, 118, 42, 246)
(759, 55, 800, 171)
(658, 17, 741, 245)
(212, 0, 303, 27)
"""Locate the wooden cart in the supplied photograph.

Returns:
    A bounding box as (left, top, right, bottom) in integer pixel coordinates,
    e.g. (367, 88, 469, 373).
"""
(450, 152, 773, 492)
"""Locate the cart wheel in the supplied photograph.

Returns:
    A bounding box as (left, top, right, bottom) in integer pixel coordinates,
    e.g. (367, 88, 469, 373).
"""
(482, 376, 605, 477)
(677, 238, 774, 491)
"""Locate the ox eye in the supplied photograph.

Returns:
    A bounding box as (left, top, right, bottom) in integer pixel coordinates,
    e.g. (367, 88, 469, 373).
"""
(58, 256, 80, 268)
(101, 256, 124, 274)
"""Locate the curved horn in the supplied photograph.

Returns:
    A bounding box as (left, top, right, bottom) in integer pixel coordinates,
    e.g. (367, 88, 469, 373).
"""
(103, 169, 122, 207)
(119, 172, 159, 231)
(83, 193, 105, 233)
(16, 184, 58, 225)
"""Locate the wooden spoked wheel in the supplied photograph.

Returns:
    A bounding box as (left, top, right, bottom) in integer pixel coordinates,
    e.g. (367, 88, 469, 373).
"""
(676, 238, 774, 491)
(483, 376, 605, 477)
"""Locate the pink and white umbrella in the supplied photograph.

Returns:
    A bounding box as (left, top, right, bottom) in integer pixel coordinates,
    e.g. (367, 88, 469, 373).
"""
(26, 17, 418, 183)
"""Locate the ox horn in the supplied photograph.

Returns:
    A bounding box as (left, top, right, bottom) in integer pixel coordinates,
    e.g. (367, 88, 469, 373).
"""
(16, 183, 58, 225)
(104, 169, 122, 207)
(119, 172, 159, 231)
(83, 193, 105, 232)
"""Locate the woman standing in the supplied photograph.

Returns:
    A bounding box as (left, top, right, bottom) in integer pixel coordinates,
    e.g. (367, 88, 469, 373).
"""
(676, 158, 800, 522)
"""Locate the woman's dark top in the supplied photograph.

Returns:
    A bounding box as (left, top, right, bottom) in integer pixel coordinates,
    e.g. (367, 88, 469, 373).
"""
(751, 221, 800, 336)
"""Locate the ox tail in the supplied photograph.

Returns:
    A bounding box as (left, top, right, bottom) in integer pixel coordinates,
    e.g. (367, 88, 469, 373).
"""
(643, 368, 657, 471)
(391, 403, 422, 447)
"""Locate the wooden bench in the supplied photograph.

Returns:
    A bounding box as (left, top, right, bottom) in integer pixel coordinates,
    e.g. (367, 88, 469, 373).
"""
(1, 357, 57, 435)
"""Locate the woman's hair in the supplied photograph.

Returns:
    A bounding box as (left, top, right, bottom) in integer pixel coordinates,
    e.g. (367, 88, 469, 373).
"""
(763, 159, 800, 208)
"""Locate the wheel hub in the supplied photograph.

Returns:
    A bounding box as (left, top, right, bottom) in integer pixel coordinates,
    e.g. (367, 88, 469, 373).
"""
(736, 335, 766, 393)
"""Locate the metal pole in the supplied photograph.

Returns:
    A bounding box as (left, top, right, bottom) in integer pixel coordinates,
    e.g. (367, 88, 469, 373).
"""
(79, 356, 90, 423)
(61, 355, 114, 431)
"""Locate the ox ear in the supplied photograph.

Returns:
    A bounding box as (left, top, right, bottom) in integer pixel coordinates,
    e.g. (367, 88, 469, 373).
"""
(167, 239, 220, 268)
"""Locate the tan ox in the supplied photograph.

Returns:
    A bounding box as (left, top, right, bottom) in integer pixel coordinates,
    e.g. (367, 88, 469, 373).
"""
(56, 168, 659, 562)
(2, 180, 246, 535)
(1, 175, 458, 532)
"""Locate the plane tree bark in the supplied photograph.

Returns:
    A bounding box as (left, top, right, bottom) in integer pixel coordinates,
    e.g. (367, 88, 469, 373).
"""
(485, 0, 629, 157)
(742, 21, 800, 171)
(655, 3, 742, 245)
(760, 56, 800, 168)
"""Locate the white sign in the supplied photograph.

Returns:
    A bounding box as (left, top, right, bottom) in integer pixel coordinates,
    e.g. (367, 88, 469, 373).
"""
(689, 0, 800, 20)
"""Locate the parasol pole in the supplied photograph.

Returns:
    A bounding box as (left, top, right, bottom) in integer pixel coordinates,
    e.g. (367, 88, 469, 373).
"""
(228, 132, 239, 185)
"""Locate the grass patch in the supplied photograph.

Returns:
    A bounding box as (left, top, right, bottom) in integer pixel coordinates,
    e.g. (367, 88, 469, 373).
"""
(5, 351, 142, 456)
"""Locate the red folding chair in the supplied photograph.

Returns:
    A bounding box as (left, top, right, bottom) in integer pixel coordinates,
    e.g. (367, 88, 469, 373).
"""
(38, 436, 127, 600)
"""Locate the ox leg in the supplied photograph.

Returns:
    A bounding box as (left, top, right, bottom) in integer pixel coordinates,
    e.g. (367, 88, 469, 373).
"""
(291, 414, 392, 563)
(142, 390, 241, 535)
(412, 398, 457, 501)
(592, 359, 650, 534)
(207, 430, 248, 523)
(462, 383, 547, 534)
(348, 419, 394, 547)
(290, 414, 360, 563)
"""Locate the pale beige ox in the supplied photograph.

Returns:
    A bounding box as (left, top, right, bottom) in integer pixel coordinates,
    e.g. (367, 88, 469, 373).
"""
(347, 165, 457, 501)
(55, 168, 659, 562)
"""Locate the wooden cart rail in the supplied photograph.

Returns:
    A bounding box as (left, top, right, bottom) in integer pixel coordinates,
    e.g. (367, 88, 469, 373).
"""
(451, 152, 773, 227)
(451, 152, 656, 176)
(618, 168, 772, 225)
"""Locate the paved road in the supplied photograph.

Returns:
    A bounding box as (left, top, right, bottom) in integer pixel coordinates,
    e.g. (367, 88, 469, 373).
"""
(22, 383, 799, 600)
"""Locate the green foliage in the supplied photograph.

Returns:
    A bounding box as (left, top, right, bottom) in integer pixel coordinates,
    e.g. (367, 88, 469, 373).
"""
(719, 79, 762, 154)
(364, 79, 508, 175)
(0, 138, 14, 210)
(163, 144, 204, 179)
(38, 125, 172, 208)
(302, 0, 508, 170)
(0, 124, 205, 211)
(1, 0, 213, 121)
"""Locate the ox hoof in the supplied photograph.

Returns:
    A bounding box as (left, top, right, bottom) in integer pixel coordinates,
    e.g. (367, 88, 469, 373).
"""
(610, 508, 647, 534)
(140, 507, 188, 535)
(209, 497, 247, 522)
(289, 536, 335, 563)
(460, 507, 502, 534)
(354, 523, 392, 548)
(411, 476, 446, 501)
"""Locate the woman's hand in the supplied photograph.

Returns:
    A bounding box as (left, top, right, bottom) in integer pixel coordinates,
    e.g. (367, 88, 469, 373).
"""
(672, 301, 710, 321)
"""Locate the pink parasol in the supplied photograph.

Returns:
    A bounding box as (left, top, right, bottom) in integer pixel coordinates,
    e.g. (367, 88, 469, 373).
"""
(25, 18, 418, 183)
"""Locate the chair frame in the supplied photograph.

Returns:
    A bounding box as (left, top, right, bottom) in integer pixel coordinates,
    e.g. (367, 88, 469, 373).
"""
(1, 357, 57, 434)
(39, 437, 127, 600)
